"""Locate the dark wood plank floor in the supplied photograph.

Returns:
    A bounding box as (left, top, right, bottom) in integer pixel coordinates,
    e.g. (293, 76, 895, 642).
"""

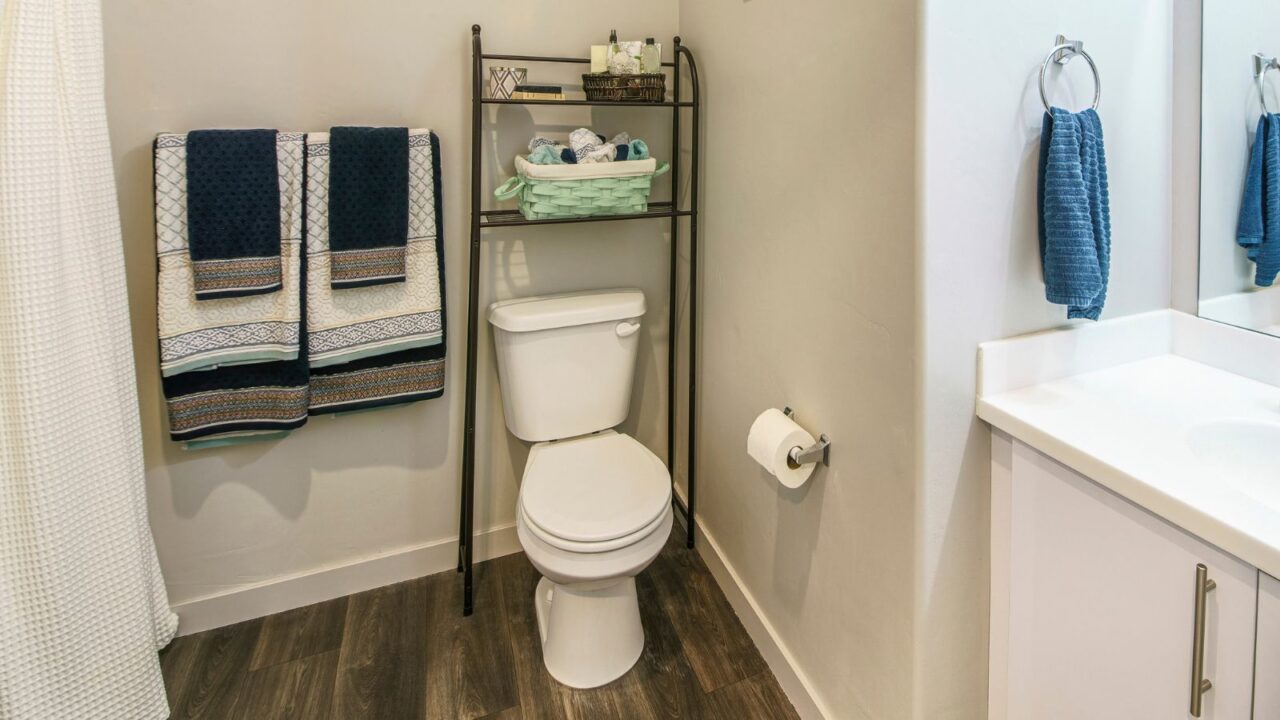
(161, 525, 800, 720)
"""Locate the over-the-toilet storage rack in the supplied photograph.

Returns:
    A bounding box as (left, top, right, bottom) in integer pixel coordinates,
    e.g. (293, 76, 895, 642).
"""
(458, 25, 701, 615)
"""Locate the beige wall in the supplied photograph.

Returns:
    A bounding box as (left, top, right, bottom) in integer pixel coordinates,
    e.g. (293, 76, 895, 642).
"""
(918, 2, 1174, 717)
(103, 2, 678, 621)
(678, 2, 920, 718)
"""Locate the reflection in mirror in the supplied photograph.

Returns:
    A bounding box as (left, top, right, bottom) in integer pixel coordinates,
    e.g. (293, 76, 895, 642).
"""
(1199, 3, 1280, 335)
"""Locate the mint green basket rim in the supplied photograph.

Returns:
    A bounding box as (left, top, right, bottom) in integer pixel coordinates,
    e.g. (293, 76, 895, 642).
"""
(494, 161, 670, 201)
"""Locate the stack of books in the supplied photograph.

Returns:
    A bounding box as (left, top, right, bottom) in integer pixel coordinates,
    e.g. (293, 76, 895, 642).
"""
(510, 84, 565, 101)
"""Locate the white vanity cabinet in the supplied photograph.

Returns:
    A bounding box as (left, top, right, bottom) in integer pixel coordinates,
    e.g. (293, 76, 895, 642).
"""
(990, 434, 1259, 720)
(1258, 574, 1280, 719)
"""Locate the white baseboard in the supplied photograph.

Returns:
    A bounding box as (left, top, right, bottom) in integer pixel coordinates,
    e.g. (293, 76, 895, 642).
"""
(170, 522, 521, 636)
(673, 488, 831, 720)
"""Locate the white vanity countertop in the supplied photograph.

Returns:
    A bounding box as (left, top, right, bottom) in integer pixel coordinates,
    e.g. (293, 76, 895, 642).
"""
(977, 311, 1280, 579)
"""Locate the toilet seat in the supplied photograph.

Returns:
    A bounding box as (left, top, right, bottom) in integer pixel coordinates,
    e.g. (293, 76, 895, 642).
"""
(519, 430, 671, 552)
(519, 502, 669, 554)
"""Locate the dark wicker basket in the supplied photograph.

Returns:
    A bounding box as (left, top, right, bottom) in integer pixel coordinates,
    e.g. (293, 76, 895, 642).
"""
(582, 73, 666, 103)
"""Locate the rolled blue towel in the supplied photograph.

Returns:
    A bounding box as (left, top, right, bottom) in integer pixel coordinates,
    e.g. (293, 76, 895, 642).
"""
(1038, 107, 1112, 321)
(628, 139, 649, 160)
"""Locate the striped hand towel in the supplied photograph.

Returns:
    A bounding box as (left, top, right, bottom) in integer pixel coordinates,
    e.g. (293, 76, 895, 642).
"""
(155, 132, 304, 376)
(304, 130, 444, 368)
(1038, 107, 1112, 321)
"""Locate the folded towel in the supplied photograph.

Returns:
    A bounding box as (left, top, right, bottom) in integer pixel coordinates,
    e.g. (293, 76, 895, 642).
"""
(154, 132, 304, 376)
(528, 141, 568, 165)
(309, 343, 445, 414)
(530, 145, 567, 165)
(527, 132, 649, 165)
(305, 130, 444, 368)
(328, 126, 410, 289)
(1237, 114, 1280, 286)
(309, 131, 447, 415)
(185, 129, 284, 299)
(162, 349, 310, 447)
(161, 243, 310, 447)
(1038, 107, 1112, 321)
(570, 128, 618, 164)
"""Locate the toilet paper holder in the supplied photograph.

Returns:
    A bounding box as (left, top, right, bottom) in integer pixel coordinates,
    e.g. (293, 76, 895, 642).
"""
(782, 407, 831, 468)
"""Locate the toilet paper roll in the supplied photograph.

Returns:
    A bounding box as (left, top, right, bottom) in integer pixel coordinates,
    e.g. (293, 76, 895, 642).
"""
(747, 408, 817, 489)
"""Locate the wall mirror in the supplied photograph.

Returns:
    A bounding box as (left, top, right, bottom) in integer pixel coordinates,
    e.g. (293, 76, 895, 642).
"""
(1199, 3, 1280, 335)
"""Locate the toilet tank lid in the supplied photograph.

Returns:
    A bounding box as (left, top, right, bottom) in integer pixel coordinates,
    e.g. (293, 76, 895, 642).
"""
(488, 289, 646, 333)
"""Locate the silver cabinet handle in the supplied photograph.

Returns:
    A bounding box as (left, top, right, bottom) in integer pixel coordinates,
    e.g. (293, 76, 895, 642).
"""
(1190, 563, 1217, 718)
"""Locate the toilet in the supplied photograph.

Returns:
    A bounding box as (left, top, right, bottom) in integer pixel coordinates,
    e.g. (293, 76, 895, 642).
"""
(489, 288, 673, 689)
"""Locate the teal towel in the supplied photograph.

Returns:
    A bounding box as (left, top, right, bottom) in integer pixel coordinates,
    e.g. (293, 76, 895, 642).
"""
(1038, 107, 1112, 321)
(1237, 114, 1280, 286)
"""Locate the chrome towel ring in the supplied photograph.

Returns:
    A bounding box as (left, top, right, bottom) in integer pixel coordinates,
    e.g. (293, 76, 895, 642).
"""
(1039, 35, 1101, 113)
(1255, 53, 1279, 114)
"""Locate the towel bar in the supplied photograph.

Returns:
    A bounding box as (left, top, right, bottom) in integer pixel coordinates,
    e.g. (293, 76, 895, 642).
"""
(1039, 35, 1101, 113)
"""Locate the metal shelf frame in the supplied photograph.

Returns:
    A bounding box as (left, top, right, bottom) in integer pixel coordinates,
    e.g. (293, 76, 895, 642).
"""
(458, 25, 700, 615)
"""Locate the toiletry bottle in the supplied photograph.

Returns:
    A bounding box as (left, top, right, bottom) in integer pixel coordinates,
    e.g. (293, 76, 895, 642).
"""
(608, 30, 624, 75)
(641, 38, 660, 74)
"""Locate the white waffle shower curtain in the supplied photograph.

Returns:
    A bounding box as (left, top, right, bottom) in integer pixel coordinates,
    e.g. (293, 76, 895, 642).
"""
(0, 1, 178, 718)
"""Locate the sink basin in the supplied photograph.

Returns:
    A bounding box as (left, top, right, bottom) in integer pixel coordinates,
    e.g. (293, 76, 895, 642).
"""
(1188, 418, 1280, 510)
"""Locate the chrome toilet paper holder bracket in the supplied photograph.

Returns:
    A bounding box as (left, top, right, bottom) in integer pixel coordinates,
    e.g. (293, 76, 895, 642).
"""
(782, 407, 831, 467)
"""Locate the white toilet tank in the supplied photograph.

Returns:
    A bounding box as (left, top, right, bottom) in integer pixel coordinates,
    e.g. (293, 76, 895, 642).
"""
(489, 289, 646, 442)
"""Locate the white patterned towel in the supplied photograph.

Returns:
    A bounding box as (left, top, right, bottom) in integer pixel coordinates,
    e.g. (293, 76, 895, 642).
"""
(154, 132, 304, 376)
(305, 130, 443, 368)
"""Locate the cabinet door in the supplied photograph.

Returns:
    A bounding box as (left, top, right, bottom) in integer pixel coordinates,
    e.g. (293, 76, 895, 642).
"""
(1257, 573, 1280, 720)
(1001, 440, 1257, 720)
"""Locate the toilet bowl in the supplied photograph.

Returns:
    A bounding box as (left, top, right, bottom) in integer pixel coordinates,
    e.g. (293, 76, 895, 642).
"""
(516, 431, 672, 688)
(488, 289, 672, 689)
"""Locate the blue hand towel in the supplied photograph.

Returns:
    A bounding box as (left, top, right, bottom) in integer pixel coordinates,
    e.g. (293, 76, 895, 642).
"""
(328, 126, 410, 289)
(1237, 116, 1267, 261)
(1038, 107, 1112, 321)
(1239, 114, 1280, 286)
(185, 129, 283, 300)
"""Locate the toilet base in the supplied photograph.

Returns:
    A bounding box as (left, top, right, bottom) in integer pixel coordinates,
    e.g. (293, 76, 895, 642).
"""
(534, 575, 644, 688)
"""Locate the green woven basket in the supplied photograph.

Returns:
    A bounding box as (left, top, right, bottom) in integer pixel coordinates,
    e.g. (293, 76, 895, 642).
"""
(495, 158, 669, 221)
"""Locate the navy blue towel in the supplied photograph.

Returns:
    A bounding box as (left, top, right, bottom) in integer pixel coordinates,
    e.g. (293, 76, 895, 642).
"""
(328, 126, 410, 289)
(1038, 108, 1112, 321)
(186, 129, 283, 300)
(1237, 114, 1280, 286)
